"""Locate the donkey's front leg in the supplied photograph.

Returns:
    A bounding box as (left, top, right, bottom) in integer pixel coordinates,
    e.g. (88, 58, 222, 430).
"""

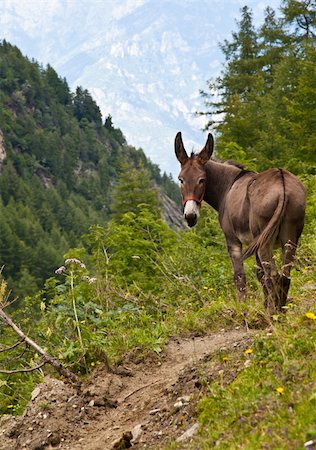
(227, 242, 247, 299)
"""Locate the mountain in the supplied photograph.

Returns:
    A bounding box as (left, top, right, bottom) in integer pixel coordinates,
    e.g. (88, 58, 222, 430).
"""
(0, 0, 281, 178)
(0, 41, 180, 297)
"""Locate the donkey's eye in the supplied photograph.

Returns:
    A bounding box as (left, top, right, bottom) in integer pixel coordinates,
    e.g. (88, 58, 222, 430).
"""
(178, 178, 184, 184)
(199, 178, 206, 184)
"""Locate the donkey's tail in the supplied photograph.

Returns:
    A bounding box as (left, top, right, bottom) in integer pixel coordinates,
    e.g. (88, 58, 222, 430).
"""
(243, 169, 287, 260)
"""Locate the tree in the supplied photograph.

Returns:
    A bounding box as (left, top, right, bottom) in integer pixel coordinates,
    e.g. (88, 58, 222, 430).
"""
(199, 3, 316, 173)
(258, 7, 290, 88)
(73, 86, 102, 128)
(219, 6, 260, 100)
(104, 114, 114, 131)
(200, 6, 264, 160)
(105, 208, 176, 292)
(256, 42, 316, 172)
(45, 64, 71, 105)
(282, 0, 316, 41)
(111, 161, 161, 221)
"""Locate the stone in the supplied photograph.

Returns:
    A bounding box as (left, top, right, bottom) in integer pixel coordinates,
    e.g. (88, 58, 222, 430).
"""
(131, 424, 142, 443)
(31, 387, 41, 401)
(176, 423, 199, 442)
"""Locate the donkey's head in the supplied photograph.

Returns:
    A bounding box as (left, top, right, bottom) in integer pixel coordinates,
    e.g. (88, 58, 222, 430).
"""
(175, 132, 214, 227)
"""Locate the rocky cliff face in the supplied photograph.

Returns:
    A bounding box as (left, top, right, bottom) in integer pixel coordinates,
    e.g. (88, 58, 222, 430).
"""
(0, 130, 6, 172)
(159, 191, 184, 230)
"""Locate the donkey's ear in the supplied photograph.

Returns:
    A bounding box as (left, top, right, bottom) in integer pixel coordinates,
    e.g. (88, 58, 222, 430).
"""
(198, 133, 214, 165)
(175, 132, 188, 165)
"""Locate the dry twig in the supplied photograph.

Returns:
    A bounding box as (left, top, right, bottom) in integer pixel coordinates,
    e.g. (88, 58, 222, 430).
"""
(0, 307, 81, 385)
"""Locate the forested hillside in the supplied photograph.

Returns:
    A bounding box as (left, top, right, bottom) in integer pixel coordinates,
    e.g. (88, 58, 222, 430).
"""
(0, 41, 179, 297)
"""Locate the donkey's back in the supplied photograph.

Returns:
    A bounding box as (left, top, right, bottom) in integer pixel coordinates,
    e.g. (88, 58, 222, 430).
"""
(239, 168, 306, 256)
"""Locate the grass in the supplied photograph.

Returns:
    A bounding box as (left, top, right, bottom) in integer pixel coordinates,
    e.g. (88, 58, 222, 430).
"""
(194, 303, 316, 449)
(163, 295, 316, 450)
(162, 233, 316, 449)
(2, 209, 315, 432)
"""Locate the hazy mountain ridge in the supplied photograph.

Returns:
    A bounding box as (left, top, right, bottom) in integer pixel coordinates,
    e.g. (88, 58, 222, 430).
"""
(1, 0, 225, 176)
(1, 0, 281, 176)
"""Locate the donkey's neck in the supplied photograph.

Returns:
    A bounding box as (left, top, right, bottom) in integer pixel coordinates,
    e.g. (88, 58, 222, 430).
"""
(204, 160, 241, 211)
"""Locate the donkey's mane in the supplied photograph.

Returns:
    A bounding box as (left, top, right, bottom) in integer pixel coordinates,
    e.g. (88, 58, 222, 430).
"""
(190, 151, 245, 170)
(217, 159, 245, 170)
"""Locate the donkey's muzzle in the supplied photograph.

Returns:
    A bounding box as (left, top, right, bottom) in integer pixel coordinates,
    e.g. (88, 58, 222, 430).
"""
(185, 212, 197, 227)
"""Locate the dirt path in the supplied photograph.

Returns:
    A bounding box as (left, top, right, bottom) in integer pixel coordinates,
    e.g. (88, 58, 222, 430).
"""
(0, 329, 256, 450)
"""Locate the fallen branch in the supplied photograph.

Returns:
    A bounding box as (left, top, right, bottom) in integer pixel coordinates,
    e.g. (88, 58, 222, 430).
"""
(0, 307, 81, 386)
(0, 360, 47, 374)
(0, 337, 25, 352)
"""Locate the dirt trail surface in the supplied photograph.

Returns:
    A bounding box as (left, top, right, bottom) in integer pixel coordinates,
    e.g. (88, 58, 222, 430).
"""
(0, 329, 256, 450)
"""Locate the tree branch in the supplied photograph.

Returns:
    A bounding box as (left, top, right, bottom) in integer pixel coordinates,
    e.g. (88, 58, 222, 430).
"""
(0, 308, 81, 386)
(0, 360, 47, 374)
(0, 338, 25, 352)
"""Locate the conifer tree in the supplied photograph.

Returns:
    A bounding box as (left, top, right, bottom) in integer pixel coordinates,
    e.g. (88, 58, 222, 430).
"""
(219, 6, 260, 100)
(258, 7, 290, 88)
(200, 6, 264, 159)
(282, 0, 316, 41)
(111, 161, 160, 221)
(73, 86, 102, 128)
(199, 3, 316, 172)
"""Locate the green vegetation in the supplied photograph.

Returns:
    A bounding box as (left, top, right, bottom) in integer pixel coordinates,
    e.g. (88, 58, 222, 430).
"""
(0, 1, 316, 447)
(0, 40, 179, 297)
(192, 1, 316, 447)
(196, 307, 316, 449)
(199, 1, 316, 174)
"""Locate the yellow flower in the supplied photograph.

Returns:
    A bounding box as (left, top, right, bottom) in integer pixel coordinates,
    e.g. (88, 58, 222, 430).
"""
(245, 348, 253, 355)
(222, 356, 228, 362)
(305, 312, 316, 320)
(40, 301, 46, 311)
(0, 280, 7, 302)
(46, 327, 52, 337)
(276, 387, 284, 394)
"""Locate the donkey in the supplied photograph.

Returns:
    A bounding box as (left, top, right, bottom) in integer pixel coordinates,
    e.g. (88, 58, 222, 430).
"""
(175, 132, 306, 311)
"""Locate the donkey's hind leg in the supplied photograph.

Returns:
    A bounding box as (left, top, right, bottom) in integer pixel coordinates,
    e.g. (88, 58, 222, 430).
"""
(278, 240, 297, 309)
(257, 246, 280, 313)
(255, 254, 268, 298)
(227, 242, 247, 299)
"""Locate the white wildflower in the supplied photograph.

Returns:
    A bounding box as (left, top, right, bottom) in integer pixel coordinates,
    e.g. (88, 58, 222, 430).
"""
(65, 258, 86, 269)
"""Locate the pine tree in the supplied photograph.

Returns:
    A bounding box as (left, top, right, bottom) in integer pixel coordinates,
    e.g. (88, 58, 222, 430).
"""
(199, 3, 316, 172)
(282, 0, 316, 41)
(200, 7, 263, 153)
(73, 86, 102, 128)
(45, 64, 71, 105)
(219, 6, 260, 100)
(258, 7, 290, 89)
(111, 161, 161, 221)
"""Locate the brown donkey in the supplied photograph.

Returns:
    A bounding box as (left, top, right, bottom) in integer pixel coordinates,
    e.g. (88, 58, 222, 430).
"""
(175, 132, 306, 311)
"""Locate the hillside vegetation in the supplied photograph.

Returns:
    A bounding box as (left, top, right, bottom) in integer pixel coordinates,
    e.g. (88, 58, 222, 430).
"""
(0, 1, 316, 449)
(0, 40, 179, 297)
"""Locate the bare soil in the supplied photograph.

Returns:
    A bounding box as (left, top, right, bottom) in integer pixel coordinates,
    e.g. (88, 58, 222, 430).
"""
(0, 329, 256, 450)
